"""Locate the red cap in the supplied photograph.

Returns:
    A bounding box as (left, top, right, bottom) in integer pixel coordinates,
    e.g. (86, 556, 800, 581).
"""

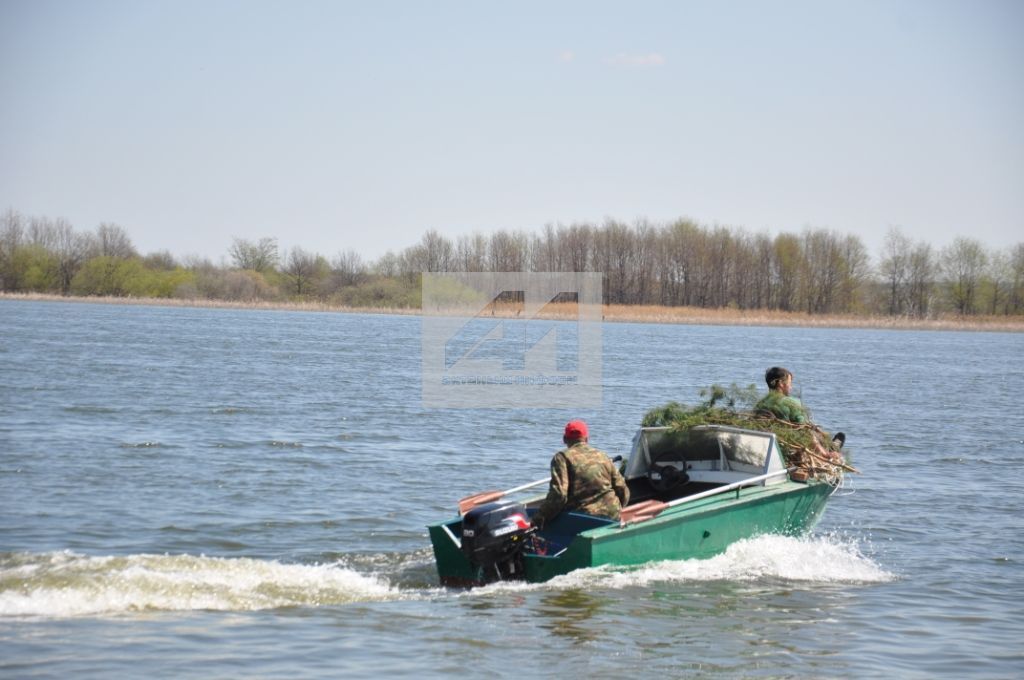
(564, 420, 588, 441)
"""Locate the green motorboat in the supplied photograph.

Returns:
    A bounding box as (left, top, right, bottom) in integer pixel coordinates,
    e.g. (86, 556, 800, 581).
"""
(428, 424, 841, 587)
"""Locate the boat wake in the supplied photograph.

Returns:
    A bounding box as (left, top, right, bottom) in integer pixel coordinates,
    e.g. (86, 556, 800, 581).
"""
(2, 535, 892, 618)
(476, 533, 895, 593)
(0, 551, 410, 618)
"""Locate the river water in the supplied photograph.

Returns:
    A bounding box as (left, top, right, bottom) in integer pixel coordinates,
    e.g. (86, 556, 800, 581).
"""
(1, 300, 1022, 678)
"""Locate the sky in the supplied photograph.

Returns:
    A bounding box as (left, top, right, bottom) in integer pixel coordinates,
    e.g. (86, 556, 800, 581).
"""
(1, 0, 1022, 263)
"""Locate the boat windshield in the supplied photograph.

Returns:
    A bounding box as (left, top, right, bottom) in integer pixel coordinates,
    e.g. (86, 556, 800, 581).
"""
(625, 425, 782, 480)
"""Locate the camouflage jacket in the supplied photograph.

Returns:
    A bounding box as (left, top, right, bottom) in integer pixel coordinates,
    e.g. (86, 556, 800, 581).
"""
(755, 391, 809, 424)
(532, 442, 630, 528)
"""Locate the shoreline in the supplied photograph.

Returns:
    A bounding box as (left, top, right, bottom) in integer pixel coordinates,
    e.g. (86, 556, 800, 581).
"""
(2, 291, 1023, 332)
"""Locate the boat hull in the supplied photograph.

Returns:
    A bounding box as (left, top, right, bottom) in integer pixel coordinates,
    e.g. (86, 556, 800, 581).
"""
(429, 479, 833, 586)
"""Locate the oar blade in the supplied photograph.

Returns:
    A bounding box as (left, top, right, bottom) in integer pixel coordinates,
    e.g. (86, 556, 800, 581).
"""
(619, 500, 668, 524)
(458, 490, 504, 515)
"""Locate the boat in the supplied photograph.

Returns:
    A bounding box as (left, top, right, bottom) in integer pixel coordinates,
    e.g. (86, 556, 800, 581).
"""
(428, 423, 842, 586)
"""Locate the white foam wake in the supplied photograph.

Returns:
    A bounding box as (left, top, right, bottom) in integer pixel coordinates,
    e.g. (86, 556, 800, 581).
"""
(0, 551, 403, 618)
(481, 534, 894, 593)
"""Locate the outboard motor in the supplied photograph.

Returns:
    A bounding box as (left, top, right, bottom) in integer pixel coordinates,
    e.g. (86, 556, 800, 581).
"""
(461, 500, 532, 583)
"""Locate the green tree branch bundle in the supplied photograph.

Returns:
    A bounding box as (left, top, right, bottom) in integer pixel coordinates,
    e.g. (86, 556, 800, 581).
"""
(641, 384, 858, 480)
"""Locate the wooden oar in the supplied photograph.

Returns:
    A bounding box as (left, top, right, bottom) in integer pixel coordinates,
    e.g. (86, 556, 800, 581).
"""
(457, 477, 550, 515)
(618, 499, 669, 524)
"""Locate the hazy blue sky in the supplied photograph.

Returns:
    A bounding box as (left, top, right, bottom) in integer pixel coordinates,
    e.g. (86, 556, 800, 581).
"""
(1, 0, 1021, 262)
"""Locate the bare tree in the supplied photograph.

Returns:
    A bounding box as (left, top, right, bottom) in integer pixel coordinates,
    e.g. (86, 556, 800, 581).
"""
(631, 220, 656, 304)
(879, 227, 911, 315)
(728, 231, 760, 310)
(1009, 243, 1024, 315)
(595, 220, 635, 304)
(801, 230, 839, 313)
(906, 242, 935, 317)
(398, 244, 427, 280)
(374, 251, 400, 277)
(772, 233, 802, 311)
(747, 232, 776, 309)
(27, 216, 58, 250)
(455, 233, 488, 272)
(838, 234, 870, 313)
(229, 237, 278, 273)
(0, 209, 25, 291)
(706, 226, 736, 308)
(95, 223, 137, 259)
(659, 220, 701, 306)
(941, 237, 988, 315)
(329, 249, 367, 287)
(560, 223, 592, 273)
(531, 224, 563, 272)
(281, 246, 325, 296)
(53, 219, 93, 295)
(983, 251, 1009, 315)
(420, 230, 454, 272)
(488, 229, 528, 272)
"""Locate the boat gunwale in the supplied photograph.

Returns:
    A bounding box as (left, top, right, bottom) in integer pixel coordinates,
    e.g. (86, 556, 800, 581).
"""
(575, 477, 832, 540)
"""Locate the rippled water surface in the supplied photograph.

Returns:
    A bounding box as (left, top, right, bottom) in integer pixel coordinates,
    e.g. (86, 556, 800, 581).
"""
(2, 300, 1022, 678)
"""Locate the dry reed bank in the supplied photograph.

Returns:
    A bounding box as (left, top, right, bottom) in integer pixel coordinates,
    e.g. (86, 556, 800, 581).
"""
(4, 292, 1023, 332)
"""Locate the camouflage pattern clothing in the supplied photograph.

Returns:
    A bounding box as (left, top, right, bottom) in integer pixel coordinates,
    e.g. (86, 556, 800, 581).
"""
(532, 442, 630, 528)
(755, 391, 809, 424)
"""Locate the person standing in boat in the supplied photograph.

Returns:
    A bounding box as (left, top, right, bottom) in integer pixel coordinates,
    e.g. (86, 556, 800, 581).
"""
(755, 366, 809, 424)
(530, 420, 629, 529)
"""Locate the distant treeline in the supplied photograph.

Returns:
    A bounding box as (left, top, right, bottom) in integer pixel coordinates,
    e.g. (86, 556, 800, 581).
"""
(1, 208, 1022, 317)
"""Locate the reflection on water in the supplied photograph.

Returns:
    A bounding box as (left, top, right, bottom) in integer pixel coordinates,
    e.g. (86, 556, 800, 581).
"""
(537, 589, 607, 642)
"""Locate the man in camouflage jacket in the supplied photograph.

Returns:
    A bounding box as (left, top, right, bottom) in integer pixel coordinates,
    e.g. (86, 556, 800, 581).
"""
(531, 420, 630, 529)
(755, 366, 809, 424)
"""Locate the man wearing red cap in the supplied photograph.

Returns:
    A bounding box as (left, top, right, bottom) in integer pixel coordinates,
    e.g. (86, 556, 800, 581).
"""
(531, 420, 630, 529)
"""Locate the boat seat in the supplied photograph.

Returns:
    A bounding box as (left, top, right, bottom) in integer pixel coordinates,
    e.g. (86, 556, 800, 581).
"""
(527, 509, 614, 553)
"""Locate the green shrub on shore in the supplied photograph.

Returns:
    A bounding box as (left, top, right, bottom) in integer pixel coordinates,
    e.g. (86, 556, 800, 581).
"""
(71, 257, 194, 298)
(13, 246, 61, 292)
(328, 277, 420, 309)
